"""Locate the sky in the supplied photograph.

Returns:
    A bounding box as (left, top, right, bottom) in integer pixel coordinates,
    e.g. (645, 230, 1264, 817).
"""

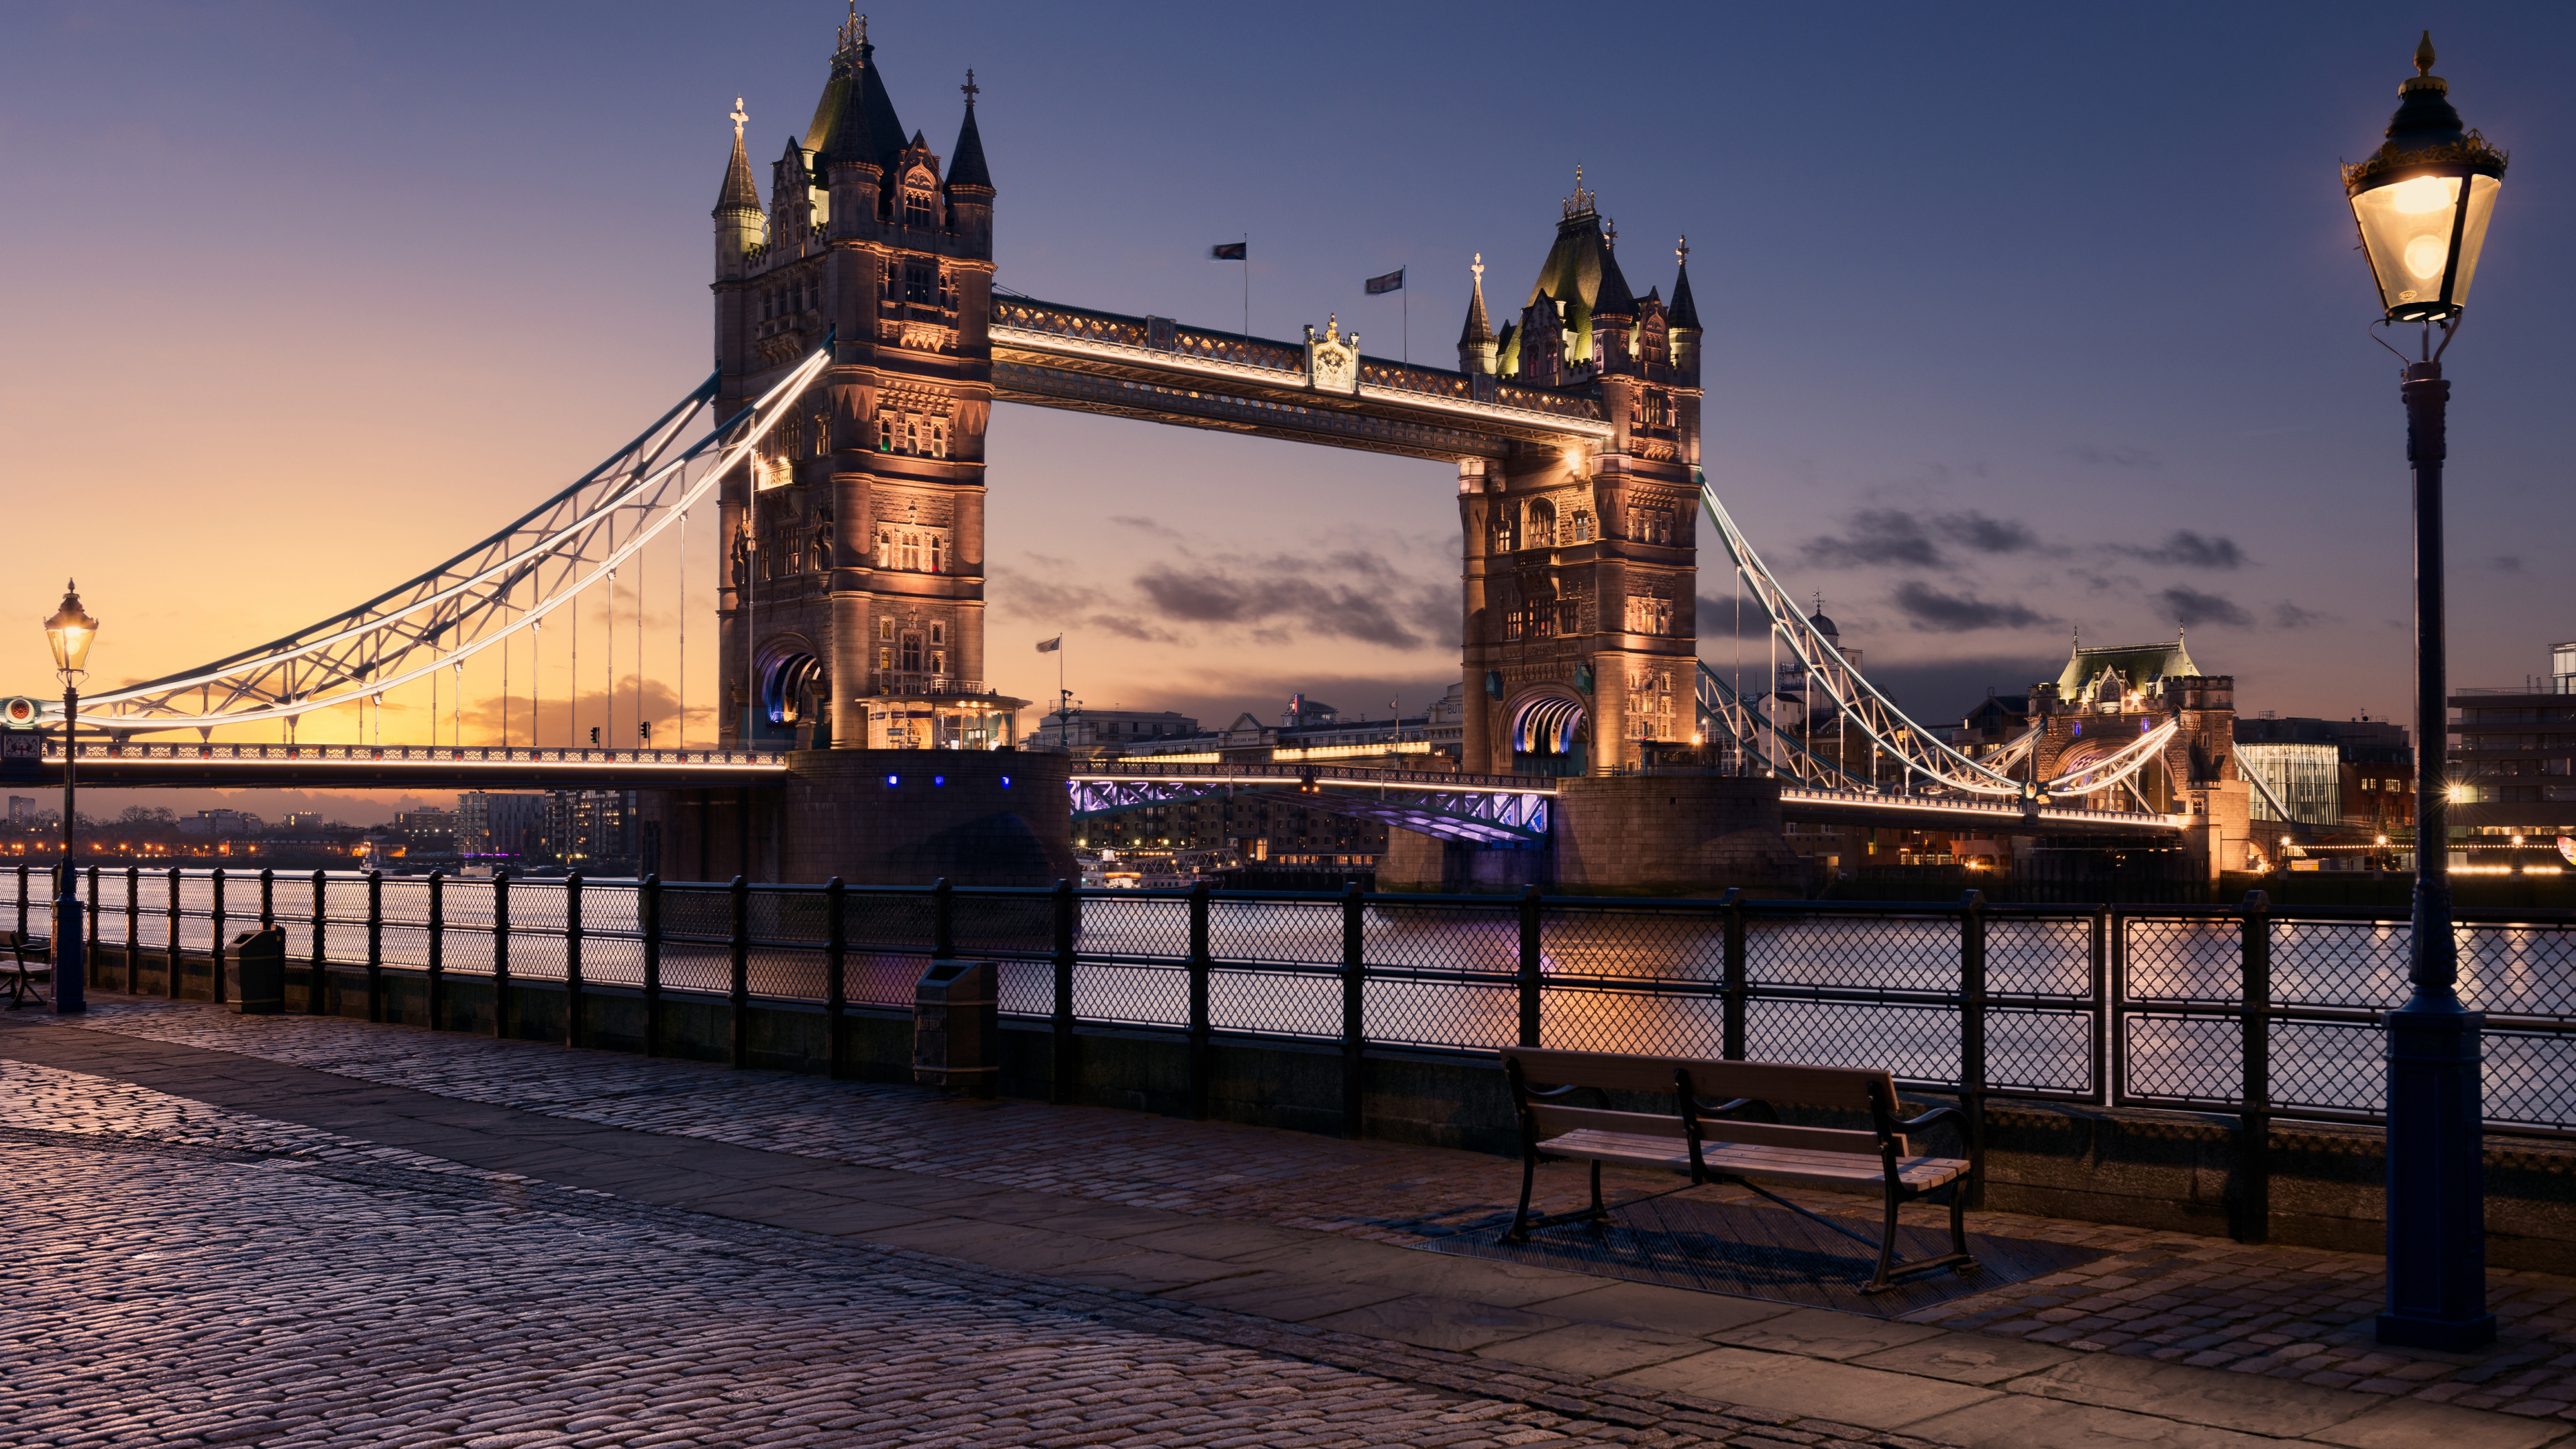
(5, 1, 2573, 818)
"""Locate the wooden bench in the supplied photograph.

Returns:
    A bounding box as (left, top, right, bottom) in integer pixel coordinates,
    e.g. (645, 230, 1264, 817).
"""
(1497, 1047, 1980, 1294)
(3, 930, 48, 1010)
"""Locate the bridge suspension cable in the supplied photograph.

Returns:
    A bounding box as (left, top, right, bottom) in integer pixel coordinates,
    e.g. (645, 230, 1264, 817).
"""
(67, 345, 835, 736)
(1693, 472, 2179, 807)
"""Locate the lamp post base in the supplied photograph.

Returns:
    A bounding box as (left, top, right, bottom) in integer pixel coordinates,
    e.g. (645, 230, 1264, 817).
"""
(50, 891, 85, 1014)
(2379, 1000, 2490, 1348)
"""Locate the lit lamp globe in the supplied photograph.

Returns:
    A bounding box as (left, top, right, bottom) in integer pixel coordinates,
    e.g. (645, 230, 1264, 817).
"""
(2343, 34, 2506, 325)
(44, 582, 99, 678)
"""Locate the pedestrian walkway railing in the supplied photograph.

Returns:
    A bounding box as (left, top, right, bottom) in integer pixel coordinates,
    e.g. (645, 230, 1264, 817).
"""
(15, 864, 2575, 1141)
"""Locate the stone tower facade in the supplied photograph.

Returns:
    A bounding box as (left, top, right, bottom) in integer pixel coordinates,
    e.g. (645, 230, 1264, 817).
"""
(708, 17, 1020, 752)
(1453, 180, 1703, 775)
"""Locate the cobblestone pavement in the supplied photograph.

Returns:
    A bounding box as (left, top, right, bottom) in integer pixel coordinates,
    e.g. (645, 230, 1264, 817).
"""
(0, 1055, 1943, 1449)
(39, 997, 2576, 1427)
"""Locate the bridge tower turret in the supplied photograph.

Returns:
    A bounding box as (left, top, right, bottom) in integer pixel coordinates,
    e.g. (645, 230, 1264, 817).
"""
(1454, 178, 1702, 777)
(708, 16, 1022, 761)
(712, 99, 765, 284)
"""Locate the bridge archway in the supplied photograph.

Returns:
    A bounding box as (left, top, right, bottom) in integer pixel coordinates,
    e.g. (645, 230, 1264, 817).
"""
(758, 643, 823, 744)
(1511, 692, 1589, 779)
(2051, 733, 2178, 813)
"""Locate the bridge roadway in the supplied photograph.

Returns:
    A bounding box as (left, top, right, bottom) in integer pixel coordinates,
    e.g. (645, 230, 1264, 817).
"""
(4, 741, 2180, 841)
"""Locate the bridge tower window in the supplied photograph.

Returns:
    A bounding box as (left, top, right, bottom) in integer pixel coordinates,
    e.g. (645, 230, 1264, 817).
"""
(1571, 511, 1594, 543)
(878, 415, 894, 452)
(902, 633, 924, 672)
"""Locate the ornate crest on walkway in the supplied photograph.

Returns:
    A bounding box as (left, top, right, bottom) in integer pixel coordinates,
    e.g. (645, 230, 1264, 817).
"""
(1303, 315, 1360, 395)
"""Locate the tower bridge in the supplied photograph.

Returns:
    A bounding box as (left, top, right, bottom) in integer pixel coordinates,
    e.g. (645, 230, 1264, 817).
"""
(11, 13, 2243, 892)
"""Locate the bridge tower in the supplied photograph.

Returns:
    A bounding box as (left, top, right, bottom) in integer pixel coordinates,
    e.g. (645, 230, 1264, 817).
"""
(709, 15, 1022, 755)
(1453, 182, 1703, 776)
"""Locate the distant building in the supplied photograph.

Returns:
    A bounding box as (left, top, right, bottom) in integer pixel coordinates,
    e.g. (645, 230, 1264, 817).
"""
(178, 808, 262, 838)
(280, 811, 326, 831)
(1028, 710, 1199, 751)
(2448, 642, 2576, 837)
(541, 790, 638, 870)
(2233, 715, 2412, 830)
(457, 792, 546, 858)
(392, 806, 458, 851)
(6, 796, 32, 825)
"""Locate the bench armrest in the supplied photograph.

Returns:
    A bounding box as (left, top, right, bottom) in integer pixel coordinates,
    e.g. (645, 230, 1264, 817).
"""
(1690, 1094, 1780, 1124)
(1891, 1104, 1974, 1161)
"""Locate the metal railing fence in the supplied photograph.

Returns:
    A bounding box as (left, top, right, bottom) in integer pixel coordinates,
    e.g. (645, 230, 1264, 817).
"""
(15, 864, 2575, 1141)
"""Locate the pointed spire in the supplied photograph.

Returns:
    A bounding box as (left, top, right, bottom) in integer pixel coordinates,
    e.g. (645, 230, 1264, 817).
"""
(1667, 235, 1701, 330)
(948, 69, 994, 192)
(830, 42, 879, 176)
(713, 97, 761, 216)
(1458, 252, 1494, 347)
(1593, 220, 1637, 318)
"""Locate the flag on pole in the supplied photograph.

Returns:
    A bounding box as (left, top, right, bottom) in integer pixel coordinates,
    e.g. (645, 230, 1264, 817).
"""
(1364, 267, 1405, 294)
(1210, 241, 1247, 260)
(1035, 635, 1062, 653)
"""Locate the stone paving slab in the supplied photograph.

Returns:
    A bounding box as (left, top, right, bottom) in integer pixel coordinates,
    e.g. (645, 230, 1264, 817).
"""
(9, 1001, 2576, 1446)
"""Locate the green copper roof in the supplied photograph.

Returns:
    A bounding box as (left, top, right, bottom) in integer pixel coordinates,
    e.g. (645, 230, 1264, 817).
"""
(2052, 635, 2203, 702)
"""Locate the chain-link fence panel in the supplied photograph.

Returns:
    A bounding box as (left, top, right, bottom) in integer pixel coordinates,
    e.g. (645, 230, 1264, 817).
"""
(2271, 919, 2407, 1010)
(1748, 914, 1958, 991)
(2459, 921, 2576, 1019)
(1209, 898, 1342, 968)
(1985, 1007, 2096, 1096)
(1542, 905, 1727, 981)
(1747, 1000, 1962, 1085)
(1075, 894, 1193, 961)
(1360, 900, 1519, 975)
(2122, 916, 2243, 1003)
(2121, 1012, 2242, 1106)
(997, 958, 1054, 1018)
(1541, 981, 1727, 1057)
(1210, 965, 1338, 1038)
(1987, 914, 2095, 998)
(1072, 960, 1191, 1030)
(951, 890, 1055, 961)
(1362, 973, 1519, 1052)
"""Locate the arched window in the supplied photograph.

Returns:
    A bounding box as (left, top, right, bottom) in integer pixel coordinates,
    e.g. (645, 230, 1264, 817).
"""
(931, 420, 947, 458)
(901, 633, 924, 672)
(905, 191, 934, 227)
(877, 415, 894, 452)
(905, 418, 920, 454)
(929, 534, 943, 573)
(1527, 498, 1557, 548)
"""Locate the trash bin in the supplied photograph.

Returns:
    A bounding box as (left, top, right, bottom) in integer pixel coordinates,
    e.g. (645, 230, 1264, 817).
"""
(914, 960, 998, 1097)
(226, 926, 288, 1015)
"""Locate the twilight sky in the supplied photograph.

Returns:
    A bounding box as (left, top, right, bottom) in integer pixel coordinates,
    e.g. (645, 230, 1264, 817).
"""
(5, 1, 2573, 818)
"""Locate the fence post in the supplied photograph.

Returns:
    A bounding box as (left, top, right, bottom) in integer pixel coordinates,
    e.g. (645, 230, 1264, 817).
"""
(1517, 885, 1543, 1049)
(84, 864, 100, 987)
(1960, 889, 1988, 1209)
(564, 871, 584, 1049)
(124, 865, 138, 994)
(1721, 888, 1748, 1061)
(166, 867, 182, 1000)
(824, 877, 846, 1080)
(210, 869, 227, 1005)
(1188, 879, 1212, 1120)
(309, 870, 327, 1015)
(1051, 879, 1076, 1104)
(729, 875, 749, 1069)
(365, 870, 383, 1024)
(425, 870, 443, 1029)
(14, 863, 24, 942)
(491, 871, 511, 1041)
(641, 874, 663, 1057)
(259, 867, 274, 928)
(1342, 880, 1366, 1139)
(2091, 907, 2112, 1107)
(2235, 890, 2273, 1244)
(932, 876, 955, 959)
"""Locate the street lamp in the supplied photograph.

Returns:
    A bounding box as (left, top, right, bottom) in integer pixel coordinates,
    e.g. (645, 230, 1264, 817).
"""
(2344, 32, 2504, 1351)
(42, 580, 99, 1015)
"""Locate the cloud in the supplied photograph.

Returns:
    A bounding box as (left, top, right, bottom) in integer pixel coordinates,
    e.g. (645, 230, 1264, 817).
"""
(1803, 508, 2041, 570)
(1134, 547, 1453, 651)
(2491, 555, 2524, 574)
(2154, 586, 2253, 628)
(1891, 581, 2050, 633)
(1696, 595, 1778, 639)
(2118, 530, 2246, 569)
(2065, 443, 2162, 469)
(1106, 515, 1186, 539)
(2271, 602, 2326, 629)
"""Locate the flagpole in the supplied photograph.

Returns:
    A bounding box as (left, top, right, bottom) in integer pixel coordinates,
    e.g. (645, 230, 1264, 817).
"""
(1242, 233, 1249, 340)
(1403, 266, 1408, 364)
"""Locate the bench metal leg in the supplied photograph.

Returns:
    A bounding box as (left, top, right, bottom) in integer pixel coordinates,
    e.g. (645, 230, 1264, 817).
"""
(1503, 1157, 1619, 1244)
(1860, 1177, 1979, 1295)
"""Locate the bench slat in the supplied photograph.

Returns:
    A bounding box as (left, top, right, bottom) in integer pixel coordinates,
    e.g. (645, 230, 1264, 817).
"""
(1528, 1104, 1898, 1157)
(1501, 1048, 1889, 1111)
(1536, 1129, 1966, 1191)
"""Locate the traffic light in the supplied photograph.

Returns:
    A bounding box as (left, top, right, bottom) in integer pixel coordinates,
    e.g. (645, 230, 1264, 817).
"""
(588, 727, 600, 746)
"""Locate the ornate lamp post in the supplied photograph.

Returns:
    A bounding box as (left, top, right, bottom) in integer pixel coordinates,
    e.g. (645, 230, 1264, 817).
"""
(2343, 33, 2505, 1350)
(42, 581, 99, 1014)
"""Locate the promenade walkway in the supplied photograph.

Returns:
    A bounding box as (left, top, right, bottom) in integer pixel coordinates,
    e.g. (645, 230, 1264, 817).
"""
(1, 998, 2569, 1448)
